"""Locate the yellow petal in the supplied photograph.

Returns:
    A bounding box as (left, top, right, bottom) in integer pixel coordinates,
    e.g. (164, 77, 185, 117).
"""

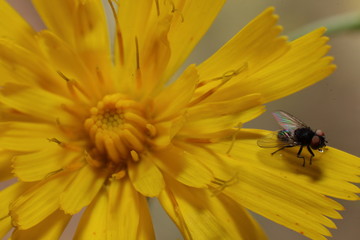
(10, 171, 77, 230)
(215, 193, 268, 240)
(33, 0, 113, 94)
(164, 0, 226, 80)
(32, 0, 109, 54)
(0, 150, 14, 181)
(228, 129, 360, 200)
(178, 94, 265, 138)
(159, 178, 268, 240)
(151, 116, 186, 149)
(179, 105, 265, 137)
(136, 193, 155, 240)
(36, 30, 110, 101)
(116, 0, 224, 91)
(197, 7, 288, 86)
(0, 83, 74, 124)
(158, 179, 231, 239)
(0, 0, 37, 49)
(137, 14, 172, 94)
(250, 28, 335, 103)
(107, 178, 154, 239)
(0, 216, 12, 239)
(117, 1, 188, 89)
(195, 8, 334, 106)
(153, 64, 198, 122)
(12, 146, 79, 182)
(187, 93, 262, 121)
(11, 210, 71, 240)
(0, 37, 72, 97)
(0, 122, 62, 151)
(152, 145, 213, 188)
(0, 182, 30, 219)
(60, 164, 108, 215)
(115, 0, 153, 65)
(128, 153, 165, 197)
(186, 128, 360, 240)
(223, 166, 337, 240)
(74, 178, 155, 239)
(73, 185, 108, 240)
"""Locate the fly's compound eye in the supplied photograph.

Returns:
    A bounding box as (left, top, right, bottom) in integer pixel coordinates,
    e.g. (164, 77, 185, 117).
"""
(311, 135, 326, 149)
(315, 129, 325, 137)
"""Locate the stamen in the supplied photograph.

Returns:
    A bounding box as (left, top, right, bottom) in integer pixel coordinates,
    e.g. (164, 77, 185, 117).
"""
(47, 138, 82, 151)
(104, 137, 121, 163)
(186, 138, 212, 143)
(57, 71, 71, 82)
(84, 94, 149, 169)
(196, 63, 248, 88)
(123, 129, 144, 151)
(57, 71, 90, 99)
(108, 0, 124, 65)
(155, 0, 160, 16)
(56, 118, 73, 137)
(111, 169, 126, 180)
(135, 37, 140, 71)
(44, 169, 63, 178)
(130, 150, 140, 162)
(167, 190, 193, 240)
(146, 123, 157, 137)
(188, 64, 248, 107)
(169, 0, 176, 12)
(96, 67, 104, 83)
(124, 112, 147, 127)
(47, 137, 62, 145)
(135, 37, 142, 88)
(95, 131, 106, 153)
(124, 123, 145, 141)
(84, 150, 103, 168)
(167, 0, 184, 22)
(226, 123, 242, 155)
(210, 174, 239, 196)
(65, 161, 85, 171)
(61, 104, 87, 121)
(84, 118, 95, 132)
(88, 124, 98, 141)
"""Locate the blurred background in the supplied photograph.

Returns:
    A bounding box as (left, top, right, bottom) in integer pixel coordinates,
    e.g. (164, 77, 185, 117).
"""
(3, 0, 360, 239)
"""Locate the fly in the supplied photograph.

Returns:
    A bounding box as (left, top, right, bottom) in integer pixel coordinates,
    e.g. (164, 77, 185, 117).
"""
(257, 111, 327, 166)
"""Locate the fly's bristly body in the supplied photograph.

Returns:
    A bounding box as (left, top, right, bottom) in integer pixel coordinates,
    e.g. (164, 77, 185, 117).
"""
(257, 111, 327, 166)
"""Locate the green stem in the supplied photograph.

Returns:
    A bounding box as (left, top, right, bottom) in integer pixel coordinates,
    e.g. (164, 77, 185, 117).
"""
(288, 11, 360, 40)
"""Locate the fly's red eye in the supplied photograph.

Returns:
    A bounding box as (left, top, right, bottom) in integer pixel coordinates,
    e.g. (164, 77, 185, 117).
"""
(311, 135, 321, 149)
(315, 129, 325, 136)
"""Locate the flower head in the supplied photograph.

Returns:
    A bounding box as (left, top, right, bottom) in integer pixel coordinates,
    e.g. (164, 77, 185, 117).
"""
(0, 1, 359, 239)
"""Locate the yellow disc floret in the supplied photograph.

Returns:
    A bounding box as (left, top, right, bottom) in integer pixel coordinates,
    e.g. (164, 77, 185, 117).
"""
(84, 93, 150, 168)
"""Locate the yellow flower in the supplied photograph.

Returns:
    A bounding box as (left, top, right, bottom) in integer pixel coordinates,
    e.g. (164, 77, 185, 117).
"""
(0, 0, 358, 239)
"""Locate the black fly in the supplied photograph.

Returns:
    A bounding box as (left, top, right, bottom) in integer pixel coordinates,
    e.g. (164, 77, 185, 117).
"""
(257, 111, 327, 166)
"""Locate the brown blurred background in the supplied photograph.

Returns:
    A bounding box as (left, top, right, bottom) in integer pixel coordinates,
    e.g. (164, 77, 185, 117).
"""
(3, 0, 360, 239)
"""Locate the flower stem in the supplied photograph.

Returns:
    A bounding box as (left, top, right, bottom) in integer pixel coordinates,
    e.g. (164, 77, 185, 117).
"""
(288, 11, 360, 40)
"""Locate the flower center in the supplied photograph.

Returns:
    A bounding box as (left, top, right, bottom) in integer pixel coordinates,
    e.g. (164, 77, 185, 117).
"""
(84, 93, 150, 168)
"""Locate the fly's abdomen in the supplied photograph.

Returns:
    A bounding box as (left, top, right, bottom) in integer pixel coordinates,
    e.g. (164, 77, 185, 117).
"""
(277, 130, 292, 142)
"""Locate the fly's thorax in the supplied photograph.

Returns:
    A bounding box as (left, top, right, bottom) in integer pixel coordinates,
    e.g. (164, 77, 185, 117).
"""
(293, 127, 314, 145)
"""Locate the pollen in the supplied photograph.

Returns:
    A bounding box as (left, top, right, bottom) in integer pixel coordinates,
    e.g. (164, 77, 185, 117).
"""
(84, 93, 152, 168)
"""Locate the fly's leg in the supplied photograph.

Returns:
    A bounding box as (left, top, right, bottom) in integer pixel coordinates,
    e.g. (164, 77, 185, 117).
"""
(271, 145, 294, 155)
(307, 145, 315, 165)
(297, 145, 306, 166)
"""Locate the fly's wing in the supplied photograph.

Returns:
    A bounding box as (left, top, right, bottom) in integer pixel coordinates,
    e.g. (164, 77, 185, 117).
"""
(257, 131, 295, 148)
(272, 111, 307, 131)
